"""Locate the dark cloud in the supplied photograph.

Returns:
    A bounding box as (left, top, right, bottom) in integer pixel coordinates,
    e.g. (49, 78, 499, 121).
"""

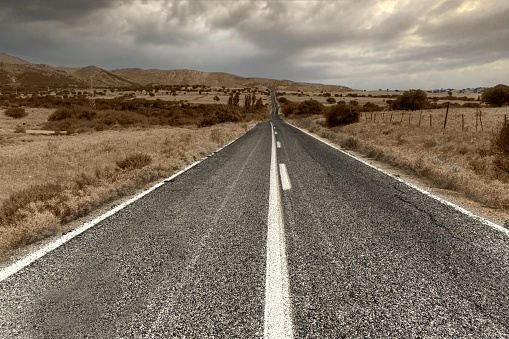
(0, 0, 116, 22)
(0, 0, 508, 89)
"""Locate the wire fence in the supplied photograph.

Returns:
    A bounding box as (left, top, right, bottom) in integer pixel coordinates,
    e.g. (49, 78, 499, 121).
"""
(360, 106, 508, 133)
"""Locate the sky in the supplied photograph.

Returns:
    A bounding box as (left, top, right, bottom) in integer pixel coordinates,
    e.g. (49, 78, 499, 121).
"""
(0, 0, 508, 90)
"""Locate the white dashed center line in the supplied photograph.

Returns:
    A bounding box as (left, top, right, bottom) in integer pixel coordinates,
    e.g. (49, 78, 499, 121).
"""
(279, 164, 291, 191)
(264, 123, 293, 339)
(277, 141, 281, 148)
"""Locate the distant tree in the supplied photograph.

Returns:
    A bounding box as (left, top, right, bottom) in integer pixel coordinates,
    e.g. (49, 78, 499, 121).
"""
(233, 92, 240, 106)
(228, 94, 233, 106)
(213, 95, 220, 102)
(391, 89, 428, 111)
(482, 84, 509, 107)
(326, 97, 336, 104)
(244, 94, 251, 110)
(255, 98, 264, 110)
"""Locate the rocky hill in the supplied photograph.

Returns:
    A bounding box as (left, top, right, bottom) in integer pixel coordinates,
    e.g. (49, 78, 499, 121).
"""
(0, 52, 351, 92)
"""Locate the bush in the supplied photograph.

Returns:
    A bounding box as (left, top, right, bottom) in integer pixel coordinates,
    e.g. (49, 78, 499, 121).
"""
(326, 97, 336, 104)
(4, 107, 27, 119)
(494, 122, 509, 154)
(362, 102, 382, 112)
(281, 102, 297, 117)
(391, 89, 428, 111)
(297, 99, 324, 115)
(0, 183, 63, 223)
(48, 107, 96, 121)
(116, 153, 152, 170)
(340, 136, 359, 149)
(482, 84, 509, 107)
(325, 102, 360, 127)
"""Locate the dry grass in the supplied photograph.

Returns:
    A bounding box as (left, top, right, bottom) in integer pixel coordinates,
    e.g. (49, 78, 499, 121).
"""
(0, 123, 251, 258)
(288, 106, 509, 212)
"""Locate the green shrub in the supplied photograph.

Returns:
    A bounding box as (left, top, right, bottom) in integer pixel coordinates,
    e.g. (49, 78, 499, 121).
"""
(325, 102, 360, 127)
(116, 153, 152, 170)
(4, 107, 27, 119)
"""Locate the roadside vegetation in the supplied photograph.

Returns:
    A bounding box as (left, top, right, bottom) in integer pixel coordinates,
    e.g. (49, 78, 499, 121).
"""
(0, 87, 269, 258)
(284, 85, 509, 214)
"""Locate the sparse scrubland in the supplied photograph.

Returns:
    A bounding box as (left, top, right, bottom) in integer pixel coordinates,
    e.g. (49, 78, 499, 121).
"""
(287, 102, 509, 214)
(0, 90, 268, 258)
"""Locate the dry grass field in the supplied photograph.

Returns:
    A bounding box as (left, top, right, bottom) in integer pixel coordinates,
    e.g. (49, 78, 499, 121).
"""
(0, 106, 257, 258)
(288, 104, 509, 222)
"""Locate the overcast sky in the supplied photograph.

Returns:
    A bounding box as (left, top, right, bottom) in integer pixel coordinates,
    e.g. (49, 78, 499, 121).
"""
(0, 0, 508, 90)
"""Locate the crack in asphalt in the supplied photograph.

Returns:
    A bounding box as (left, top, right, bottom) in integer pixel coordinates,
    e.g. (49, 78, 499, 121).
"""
(391, 182, 483, 250)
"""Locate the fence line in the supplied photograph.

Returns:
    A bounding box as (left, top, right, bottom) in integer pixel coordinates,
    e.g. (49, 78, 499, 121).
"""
(361, 108, 508, 132)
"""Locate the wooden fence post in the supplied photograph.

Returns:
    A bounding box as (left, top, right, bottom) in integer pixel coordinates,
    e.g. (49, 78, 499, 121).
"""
(462, 114, 464, 131)
(443, 102, 450, 129)
(430, 114, 432, 127)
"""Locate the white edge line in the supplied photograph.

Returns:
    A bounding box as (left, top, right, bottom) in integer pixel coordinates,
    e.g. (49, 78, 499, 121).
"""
(0, 124, 258, 283)
(287, 122, 509, 238)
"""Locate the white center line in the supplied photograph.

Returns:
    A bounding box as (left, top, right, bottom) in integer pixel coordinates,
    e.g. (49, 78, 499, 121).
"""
(265, 122, 293, 339)
(277, 141, 281, 148)
(279, 164, 291, 191)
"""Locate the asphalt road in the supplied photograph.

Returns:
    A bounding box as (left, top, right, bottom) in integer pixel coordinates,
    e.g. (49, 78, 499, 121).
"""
(1, 93, 508, 337)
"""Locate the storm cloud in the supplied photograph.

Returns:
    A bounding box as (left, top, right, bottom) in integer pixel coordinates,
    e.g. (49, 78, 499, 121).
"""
(0, 0, 508, 89)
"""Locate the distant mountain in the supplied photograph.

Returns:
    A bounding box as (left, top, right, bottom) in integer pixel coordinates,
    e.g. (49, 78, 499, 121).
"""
(111, 68, 351, 92)
(0, 53, 83, 87)
(0, 53, 30, 65)
(0, 52, 351, 92)
(65, 66, 137, 87)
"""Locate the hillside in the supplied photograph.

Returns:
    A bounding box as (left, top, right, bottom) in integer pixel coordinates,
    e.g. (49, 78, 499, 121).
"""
(111, 68, 351, 92)
(0, 53, 84, 87)
(0, 52, 351, 92)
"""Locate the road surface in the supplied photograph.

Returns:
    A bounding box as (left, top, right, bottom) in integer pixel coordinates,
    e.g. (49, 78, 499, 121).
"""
(1, 92, 508, 337)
